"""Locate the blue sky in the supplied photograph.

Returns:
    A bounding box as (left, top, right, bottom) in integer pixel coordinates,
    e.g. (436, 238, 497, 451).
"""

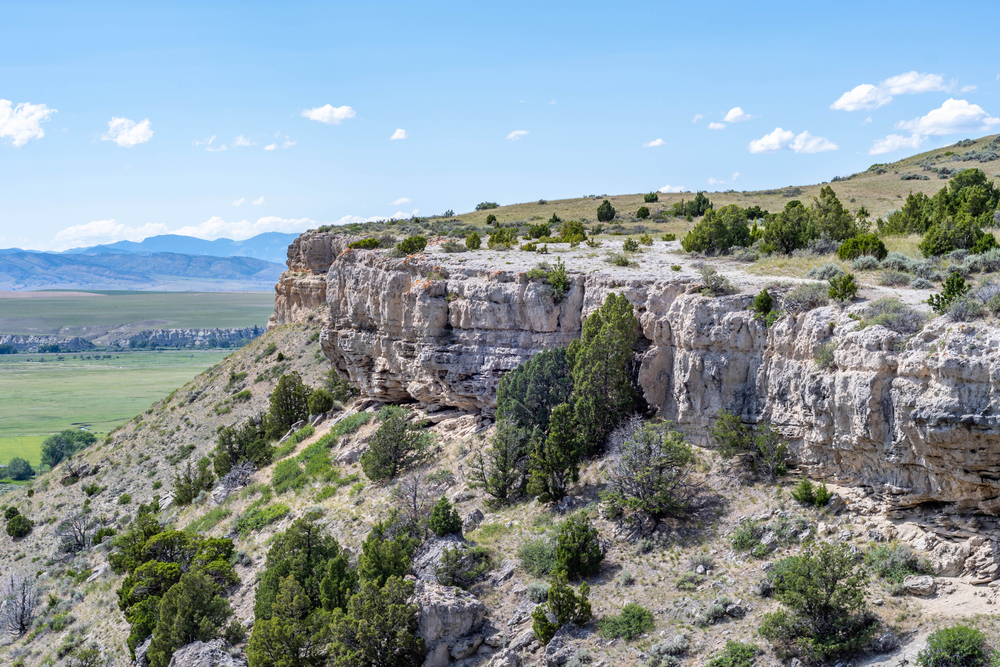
(2, 0, 999, 251)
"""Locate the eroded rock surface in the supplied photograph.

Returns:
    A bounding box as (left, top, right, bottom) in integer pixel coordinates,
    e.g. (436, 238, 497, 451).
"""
(274, 232, 1000, 511)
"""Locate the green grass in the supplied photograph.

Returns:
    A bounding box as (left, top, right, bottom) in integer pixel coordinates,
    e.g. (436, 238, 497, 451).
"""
(0, 351, 228, 463)
(0, 436, 47, 468)
(0, 291, 274, 336)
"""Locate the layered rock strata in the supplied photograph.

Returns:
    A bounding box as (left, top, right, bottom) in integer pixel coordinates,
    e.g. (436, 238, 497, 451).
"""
(273, 232, 1000, 512)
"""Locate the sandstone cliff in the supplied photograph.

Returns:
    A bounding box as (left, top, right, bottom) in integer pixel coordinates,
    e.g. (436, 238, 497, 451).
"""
(272, 232, 1000, 512)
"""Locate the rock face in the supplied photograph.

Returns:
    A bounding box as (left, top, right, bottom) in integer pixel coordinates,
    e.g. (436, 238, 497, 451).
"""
(273, 231, 1000, 512)
(414, 580, 487, 667)
(0, 334, 94, 352)
(167, 639, 246, 667)
(105, 327, 264, 349)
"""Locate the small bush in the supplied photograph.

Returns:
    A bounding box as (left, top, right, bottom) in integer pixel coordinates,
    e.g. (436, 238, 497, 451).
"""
(806, 263, 845, 281)
(700, 266, 737, 296)
(349, 238, 381, 250)
(917, 625, 992, 667)
(428, 496, 462, 537)
(866, 542, 926, 585)
(706, 641, 759, 667)
(619, 570, 635, 586)
(519, 539, 558, 578)
(791, 478, 816, 504)
(881, 252, 914, 272)
(860, 298, 926, 334)
(676, 571, 704, 591)
(465, 232, 481, 250)
(395, 235, 428, 255)
(599, 603, 654, 640)
(785, 283, 829, 312)
(555, 514, 604, 578)
(814, 341, 837, 369)
(948, 296, 984, 321)
(623, 237, 640, 252)
(6, 514, 32, 538)
(527, 581, 551, 603)
(639, 233, 654, 245)
(436, 545, 491, 589)
(837, 234, 888, 261)
(828, 273, 859, 303)
(605, 252, 634, 267)
(118, 493, 132, 505)
(879, 269, 911, 286)
(644, 192, 659, 203)
(751, 289, 773, 319)
(636, 206, 650, 220)
(928, 273, 970, 314)
(487, 228, 518, 249)
(730, 520, 763, 552)
(662, 233, 676, 242)
(851, 255, 880, 271)
(597, 199, 616, 222)
(911, 277, 935, 289)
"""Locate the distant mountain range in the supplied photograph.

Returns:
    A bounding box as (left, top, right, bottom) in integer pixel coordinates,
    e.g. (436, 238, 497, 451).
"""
(0, 232, 299, 265)
(63, 232, 299, 264)
(0, 251, 285, 291)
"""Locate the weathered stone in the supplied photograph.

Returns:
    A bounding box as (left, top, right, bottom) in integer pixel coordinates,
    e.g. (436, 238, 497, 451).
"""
(281, 231, 1000, 511)
(134, 636, 152, 667)
(903, 575, 937, 596)
(463, 509, 485, 534)
(166, 639, 246, 667)
(486, 649, 523, 667)
(451, 634, 483, 659)
(544, 626, 576, 667)
(414, 580, 487, 646)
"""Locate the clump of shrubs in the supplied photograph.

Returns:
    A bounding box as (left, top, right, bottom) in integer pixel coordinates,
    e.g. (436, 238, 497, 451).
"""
(395, 235, 427, 255)
(790, 478, 832, 507)
(917, 625, 993, 667)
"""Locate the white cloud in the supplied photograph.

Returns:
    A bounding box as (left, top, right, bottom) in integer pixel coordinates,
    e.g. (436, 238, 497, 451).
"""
(831, 71, 948, 111)
(881, 71, 947, 95)
(961, 85, 977, 93)
(748, 127, 795, 153)
(232, 135, 254, 147)
(206, 143, 227, 152)
(790, 131, 838, 154)
(0, 99, 56, 147)
(101, 117, 153, 147)
(193, 135, 215, 146)
(252, 196, 266, 206)
(831, 84, 891, 111)
(748, 128, 837, 154)
(731, 172, 740, 182)
(643, 138, 666, 148)
(723, 107, 750, 123)
(708, 177, 726, 185)
(264, 143, 277, 151)
(658, 184, 688, 193)
(391, 197, 412, 205)
(330, 211, 414, 226)
(232, 198, 246, 206)
(692, 114, 703, 123)
(549, 100, 557, 105)
(282, 139, 296, 148)
(707, 122, 726, 130)
(506, 130, 529, 140)
(52, 219, 169, 250)
(896, 98, 1000, 135)
(302, 104, 356, 124)
(390, 128, 408, 140)
(868, 133, 926, 155)
(173, 216, 319, 241)
(862, 116, 873, 125)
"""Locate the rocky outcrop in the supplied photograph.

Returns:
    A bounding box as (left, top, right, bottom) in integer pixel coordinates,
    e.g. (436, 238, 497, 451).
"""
(104, 327, 264, 349)
(279, 231, 1000, 513)
(0, 334, 94, 352)
(166, 639, 246, 667)
(269, 232, 353, 328)
(414, 580, 488, 667)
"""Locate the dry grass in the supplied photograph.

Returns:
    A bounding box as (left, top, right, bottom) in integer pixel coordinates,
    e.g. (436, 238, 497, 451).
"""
(745, 253, 850, 279)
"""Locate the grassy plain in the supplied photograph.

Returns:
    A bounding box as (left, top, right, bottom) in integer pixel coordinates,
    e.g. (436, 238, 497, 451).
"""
(0, 290, 274, 335)
(0, 350, 229, 465)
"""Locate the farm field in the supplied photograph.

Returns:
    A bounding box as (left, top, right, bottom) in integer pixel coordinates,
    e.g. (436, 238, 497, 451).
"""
(0, 290, 274, 336)
(0, 350, 230, 466)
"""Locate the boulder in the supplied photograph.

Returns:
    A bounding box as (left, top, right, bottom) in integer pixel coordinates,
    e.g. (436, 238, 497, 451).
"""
(411, 534, 467, 583)
(463, 509, 485, 534)
(134, 636, 152, 667)
(544, 625, 576, 667)
(487, 649, 523, 667)
(415, 580, 487, 667)
(903, 575, 937, 596)
(167, 639, 246, 667)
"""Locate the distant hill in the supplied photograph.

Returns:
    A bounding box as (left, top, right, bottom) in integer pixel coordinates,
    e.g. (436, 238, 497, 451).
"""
(60, 231, 298, 264)
(0, 252, 284, 291)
